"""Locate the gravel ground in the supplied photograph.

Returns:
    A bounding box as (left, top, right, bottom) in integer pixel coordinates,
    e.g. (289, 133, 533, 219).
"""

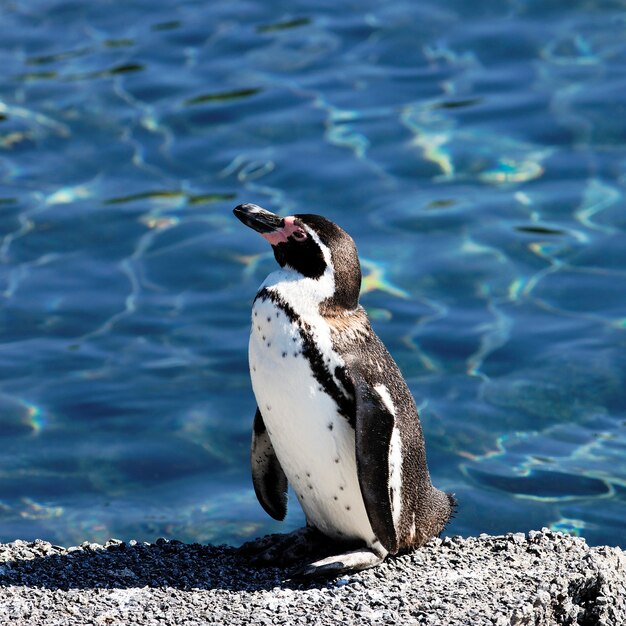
(0, 529, 624, 625)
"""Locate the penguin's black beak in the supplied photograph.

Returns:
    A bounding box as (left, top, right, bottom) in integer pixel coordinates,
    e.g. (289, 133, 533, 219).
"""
(233, 203, 284, 234)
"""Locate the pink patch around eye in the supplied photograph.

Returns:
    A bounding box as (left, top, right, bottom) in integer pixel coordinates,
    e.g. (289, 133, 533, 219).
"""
(261, 216, 305, 245)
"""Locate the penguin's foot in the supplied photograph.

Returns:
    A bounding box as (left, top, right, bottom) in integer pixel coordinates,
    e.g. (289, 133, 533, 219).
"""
(238, 527, 337, 567)
(288, 547, 385, 580)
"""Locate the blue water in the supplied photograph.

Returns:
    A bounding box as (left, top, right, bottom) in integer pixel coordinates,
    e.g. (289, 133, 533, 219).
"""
(1, 0, 625, 549)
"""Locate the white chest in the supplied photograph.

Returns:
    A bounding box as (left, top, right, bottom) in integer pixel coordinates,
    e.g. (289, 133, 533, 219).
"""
(248, 294, 375, 545)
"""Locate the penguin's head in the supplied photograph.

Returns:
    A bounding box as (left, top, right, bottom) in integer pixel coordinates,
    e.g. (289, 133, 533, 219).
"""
(233, 203, 361, 311)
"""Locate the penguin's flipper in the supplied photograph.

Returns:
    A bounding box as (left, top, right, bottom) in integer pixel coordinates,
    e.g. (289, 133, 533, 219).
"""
(351, 372, 399, 554)
(251, 407, 288, 521)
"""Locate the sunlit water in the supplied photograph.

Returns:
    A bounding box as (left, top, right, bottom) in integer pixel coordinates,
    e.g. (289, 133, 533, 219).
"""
(1, 0, 625, 549)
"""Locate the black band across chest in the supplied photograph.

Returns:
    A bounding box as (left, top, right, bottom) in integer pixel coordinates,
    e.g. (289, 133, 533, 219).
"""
(255, 287, 356, 427)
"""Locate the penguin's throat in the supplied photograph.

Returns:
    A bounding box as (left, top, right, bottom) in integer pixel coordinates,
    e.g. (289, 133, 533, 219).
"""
(261, 266, 336, 320)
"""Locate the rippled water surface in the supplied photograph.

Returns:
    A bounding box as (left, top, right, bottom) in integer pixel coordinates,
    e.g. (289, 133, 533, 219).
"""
(1, 0, 625, 548)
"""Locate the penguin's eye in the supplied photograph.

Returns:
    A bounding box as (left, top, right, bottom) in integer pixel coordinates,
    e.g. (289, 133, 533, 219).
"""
(292, 230, 307, 242)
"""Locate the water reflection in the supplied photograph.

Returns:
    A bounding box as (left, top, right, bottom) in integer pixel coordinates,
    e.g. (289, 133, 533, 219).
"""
(0, 0, 624, 549)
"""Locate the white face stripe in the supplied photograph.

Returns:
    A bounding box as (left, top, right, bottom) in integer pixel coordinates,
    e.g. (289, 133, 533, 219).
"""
(280, 222, 333, 279)
(302, 223, 333, 268)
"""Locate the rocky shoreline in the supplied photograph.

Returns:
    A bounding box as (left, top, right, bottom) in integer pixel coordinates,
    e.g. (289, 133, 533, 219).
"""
(0, 529, 624, 625)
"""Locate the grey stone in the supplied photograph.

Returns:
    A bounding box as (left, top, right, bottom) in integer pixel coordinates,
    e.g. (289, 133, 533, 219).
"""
(0, 530, 623, 625)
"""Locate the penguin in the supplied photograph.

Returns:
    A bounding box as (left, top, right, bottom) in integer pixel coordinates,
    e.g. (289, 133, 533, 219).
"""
(233, 203, 455, 578)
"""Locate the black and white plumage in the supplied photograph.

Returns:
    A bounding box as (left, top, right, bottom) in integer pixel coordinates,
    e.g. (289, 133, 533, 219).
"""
(234, 203, 455, 577)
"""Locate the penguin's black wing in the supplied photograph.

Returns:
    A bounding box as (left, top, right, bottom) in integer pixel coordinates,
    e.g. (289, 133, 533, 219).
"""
(349, 367, 399, 554)
(251, 408, 288, 521)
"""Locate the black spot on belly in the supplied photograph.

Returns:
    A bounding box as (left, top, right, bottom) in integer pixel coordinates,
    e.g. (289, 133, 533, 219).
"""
(333, 496, 338, 501)
(339, 486, 344, 491)
(306, 472, 311, 478)
(282, 352, 287, 358)
(262, 335, 266, 340)
(327, 423, 334, 431)
(267, 316, 271, 322)
(266, 405, 271, 411)
(334, 458, 340, 464)
(267, 342, 271, 347)
(345, 505, 351, 511)
(307, 484, 313, 490)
